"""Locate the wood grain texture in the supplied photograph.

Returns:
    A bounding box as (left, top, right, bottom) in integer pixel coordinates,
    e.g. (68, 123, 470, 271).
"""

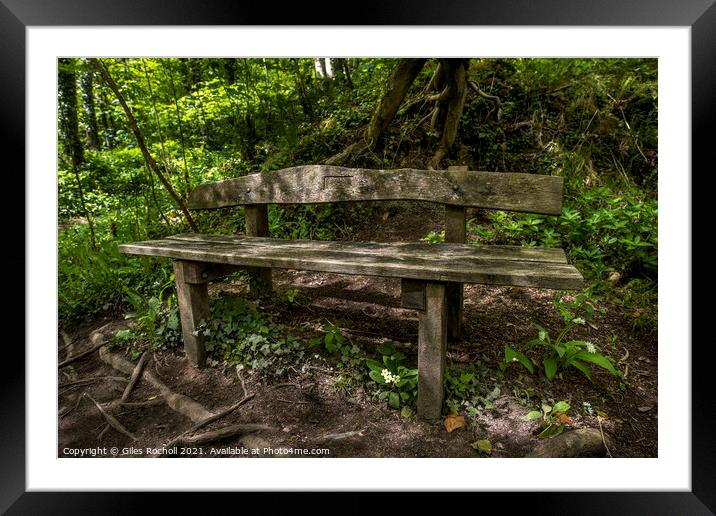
(444, 169, 468, 340)
(164, 233, 569, 263)
(401, 279, 426, 310)
(119, 235, 584, 290)
(244, 204, 272, 295)
(187, 165, 564, 215)
(173, 261, 210, 366)
(417, 283, 447, 421)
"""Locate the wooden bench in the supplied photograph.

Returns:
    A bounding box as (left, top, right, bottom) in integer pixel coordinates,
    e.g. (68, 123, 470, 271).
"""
(119, 164, 583, 420)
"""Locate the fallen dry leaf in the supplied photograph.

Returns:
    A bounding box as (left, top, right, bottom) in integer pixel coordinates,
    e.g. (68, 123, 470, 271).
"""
(608, 272, 621, 285)
(557, 413, 574, 426)
(444, 413, 466, 433)
(471, 439, 492, 455)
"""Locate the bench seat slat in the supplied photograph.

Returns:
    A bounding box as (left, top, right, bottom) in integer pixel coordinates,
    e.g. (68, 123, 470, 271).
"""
(119, 235, 583, 290)
(165, 233, 568, 264)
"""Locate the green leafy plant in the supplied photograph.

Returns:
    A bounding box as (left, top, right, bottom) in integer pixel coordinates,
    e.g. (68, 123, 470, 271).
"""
(285, 288, 299, 304)
(525, 400, 573, 439)
(420, 230, 445, 244)
(196, 296, 306, 378)
(319, 321, 365, 376)
(118, 286, 181, 349)
(470, 185, 657, 284)
(323, 321, 345, 353)
(332, 375, 353, 397)
(504, 290, 620, 381)
(366, 341, 418, 409)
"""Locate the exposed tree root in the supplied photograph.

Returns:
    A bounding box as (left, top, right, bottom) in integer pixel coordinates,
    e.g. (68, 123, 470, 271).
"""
(59, 376, 128, 390)
(155, 393, 256, 456)
(120, 351, 149, 402)
(84, 392, 137, 441)
(527, 428, 611, 458)
(321, 429, 365, 441)
(176, 424, 274, 447)
(98, 346, 213, 423)
(58, 334, 106, 369)
(116, 399, 164, 408)
(59, 331, 74, 362)
(324, 141, 369, 166)
(59, 391, 85, 419)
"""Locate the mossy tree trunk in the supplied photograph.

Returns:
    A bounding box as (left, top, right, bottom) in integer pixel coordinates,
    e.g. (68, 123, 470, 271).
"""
(326, 58, 495, 170)
(326, 58, 427, 165)
(79, 59, 100, 151)
(59, 57, 98, 249)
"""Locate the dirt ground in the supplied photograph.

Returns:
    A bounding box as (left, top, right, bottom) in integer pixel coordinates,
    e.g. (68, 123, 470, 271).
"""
(58, 202, 657, 459)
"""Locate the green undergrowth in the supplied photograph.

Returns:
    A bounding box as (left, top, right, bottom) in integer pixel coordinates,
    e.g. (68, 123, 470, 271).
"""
(58, 223, 174, 324)
(466, 185, 657, 284)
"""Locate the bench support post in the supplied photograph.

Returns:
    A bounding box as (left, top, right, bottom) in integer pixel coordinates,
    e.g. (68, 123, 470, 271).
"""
(417, 282, 447, 421)
(173, 260, 210, 366)
(244, 204, 272, 296)
(445, 165, 468, 341)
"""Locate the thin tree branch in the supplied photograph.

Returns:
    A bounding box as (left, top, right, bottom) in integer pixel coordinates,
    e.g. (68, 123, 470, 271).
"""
(92, 58, 198, 232)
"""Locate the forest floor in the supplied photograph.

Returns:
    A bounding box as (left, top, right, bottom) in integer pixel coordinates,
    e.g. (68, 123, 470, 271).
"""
(58, 202, 658, 459)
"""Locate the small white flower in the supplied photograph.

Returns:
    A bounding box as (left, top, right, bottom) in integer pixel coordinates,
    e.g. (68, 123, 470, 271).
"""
(584, 341, 596, 353)
(381, 369, 399, 384)
(573, 317, 586, 325)
(538, 329, 547, 341)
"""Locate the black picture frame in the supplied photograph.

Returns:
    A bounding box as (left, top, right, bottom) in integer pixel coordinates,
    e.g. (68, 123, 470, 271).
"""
(3, 0, 712, 513)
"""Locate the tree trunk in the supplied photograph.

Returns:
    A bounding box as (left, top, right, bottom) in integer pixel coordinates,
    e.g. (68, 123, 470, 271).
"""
(364, 58, 427, 147)
(98, 90, 115, 149)
(92, 58, 199, 232)
(80, 59, 100, 151)
(59, 59, 84, 167)
(430, 59, 469, 169)
(316, 58, 328, 78)
(331, 58, 353, 89)
(163, 59, 191, 197)
(292, 59, 314, 118)
(325, 58, 426, 165)
(342, 59, 354, 89)
(223, 58, 237, 85)
(323, 57, 474, 169)
(59, 58, 97, 249)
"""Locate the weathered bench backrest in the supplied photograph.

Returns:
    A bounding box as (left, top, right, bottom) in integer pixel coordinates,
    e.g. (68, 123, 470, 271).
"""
(188, 165, 564, 216)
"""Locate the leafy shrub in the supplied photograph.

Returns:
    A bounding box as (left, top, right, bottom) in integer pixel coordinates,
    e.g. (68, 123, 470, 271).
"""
(503, 290, 621, 381)
(469, 186, 657, 283)
(58, 224, 171, 323)
(196, 296, 307, 377)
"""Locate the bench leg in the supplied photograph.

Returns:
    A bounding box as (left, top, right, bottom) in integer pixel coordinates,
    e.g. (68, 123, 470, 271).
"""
(244, 205, 272, 296)
(444, 193, 466, 342)
(173, 260, 210, 366)
(246, 267, 272, 297)
(445, 282, 463, 341)
(417, 282, 447, 421)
